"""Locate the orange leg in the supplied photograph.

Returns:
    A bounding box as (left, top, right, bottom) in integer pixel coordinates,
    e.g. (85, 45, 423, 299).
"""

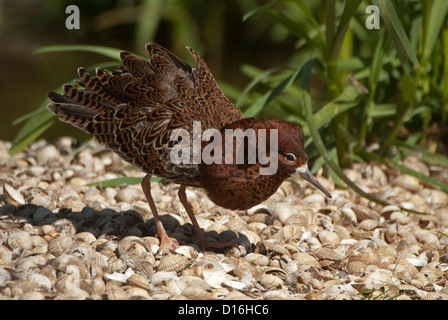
(141, 174, 179, 252)
(178, 185, 237, 253)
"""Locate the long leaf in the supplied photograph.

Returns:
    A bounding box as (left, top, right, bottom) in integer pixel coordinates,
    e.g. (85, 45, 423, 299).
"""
(33, 44, 129, 60)
(244, 66, 304, 117)
(390, 162, 448, 193)
(313, 85, 361, 129)
(9, 114, 55, 155)
(236, 66, 282, 108)
(421, 0, 448, 63)
(242, 0, 281, 21)
(372, 0, 419, 68)
(86, 176, 163, 188)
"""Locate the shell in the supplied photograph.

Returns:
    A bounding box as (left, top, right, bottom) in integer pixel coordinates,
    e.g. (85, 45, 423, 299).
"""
(259, 273, 284, 289)
(345, 261, 367, 275)
(284, 210, 316, 226)
(73, 232, 97, 244)
(313, 247, 344, 261)
(126, 287, 150, 300)
(175, 245, 197, 259)
(157, 254, 189, 272)
(244, 253, 269, 266)
(292, 252, 320, 267)
(200, 261, 227, 288)
(7, 231, 33, 251)
(233, 258, 262, 281)
(181, 286, 212, 300)
(348, 249, 381, 267)
(106, 282, 129, 300)
(269, 202, 297, 224)
(339, 207, 358, 225)
(363, 270, 399, 289)
(351, 205, 380, 222)
(3, 184, 25, 206)
(248, 212, 274, 224)
(126, 273, 151, 291)
(260, 240, 290, 256)
(358, 219, 379, 231)
(48, 236, 74, 256)
(318, 230, 340, 247)
(52, 219, 77, 236)
(134, 260, 154, 278)
(117, 237, 148, 259)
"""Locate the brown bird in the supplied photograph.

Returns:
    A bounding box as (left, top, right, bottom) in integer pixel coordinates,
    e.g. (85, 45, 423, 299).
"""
(47, 43, 331, 253)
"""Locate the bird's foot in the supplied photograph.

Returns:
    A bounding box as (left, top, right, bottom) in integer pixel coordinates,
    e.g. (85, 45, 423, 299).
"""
(157, 233, 180, 254)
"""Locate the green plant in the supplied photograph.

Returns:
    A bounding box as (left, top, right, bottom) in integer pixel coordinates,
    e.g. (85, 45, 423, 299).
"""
(238, 0, 448, 200)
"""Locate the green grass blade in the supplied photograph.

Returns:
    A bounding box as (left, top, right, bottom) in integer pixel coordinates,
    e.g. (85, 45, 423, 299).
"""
(236, 66, 282, 108)
(86, 176, 163, 188)
(86, 177, 144, 187)
(421, 0, 448, 63)
(134, 0, 164, 52)
(242, 0, 280, 21)
(300, 90, 386, 204)
(33, 44, 135, 60)
(9, 114, 56, 155)
(12, 104, 50, 126)
(326, 0, 361, 62)
(389, 161, 448, 193)
(313, 85, 361, 129)
(394, 141, 448, 167)
(244, 66, 304, 117)
(372, 0, 419, 68)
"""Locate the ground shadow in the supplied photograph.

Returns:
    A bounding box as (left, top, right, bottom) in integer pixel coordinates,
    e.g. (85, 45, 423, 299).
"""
(0, 203, 250, 253)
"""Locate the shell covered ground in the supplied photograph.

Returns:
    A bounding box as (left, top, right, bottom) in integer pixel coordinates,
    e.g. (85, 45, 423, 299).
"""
(0, 137, 447, 300)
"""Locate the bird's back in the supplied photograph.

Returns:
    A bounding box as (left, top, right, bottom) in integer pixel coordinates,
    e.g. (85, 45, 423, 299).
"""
(48, 43, 245, 184)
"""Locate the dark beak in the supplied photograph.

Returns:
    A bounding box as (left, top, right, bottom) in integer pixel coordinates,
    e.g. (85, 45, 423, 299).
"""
(294, 164, 332, 198)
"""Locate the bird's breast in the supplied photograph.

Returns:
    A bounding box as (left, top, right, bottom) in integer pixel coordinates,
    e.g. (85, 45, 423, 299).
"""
(199, 163, 284, 210)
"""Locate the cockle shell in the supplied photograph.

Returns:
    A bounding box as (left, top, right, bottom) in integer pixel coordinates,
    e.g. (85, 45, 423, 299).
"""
(48, 236, 74, 256)
(259, 273, 284, 289)
(269, 202, 297, 224)
(244, 253, 270, 266)
(134, 260, 154, 278)
(318, 230, 340, 247)
(7, 231, 33, 251)
(345, 261, 367, 275)
(126, 273, 151, 291)
(157, 254, 189, 272)
(292, 252, 320, 267)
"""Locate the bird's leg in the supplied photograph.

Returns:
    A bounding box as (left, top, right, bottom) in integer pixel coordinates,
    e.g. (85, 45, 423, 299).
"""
(141, 174, 179, 252)
(178, 185, 237, 253)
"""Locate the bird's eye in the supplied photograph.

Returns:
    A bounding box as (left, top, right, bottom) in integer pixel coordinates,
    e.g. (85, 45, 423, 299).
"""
(284, 153, 296, 162)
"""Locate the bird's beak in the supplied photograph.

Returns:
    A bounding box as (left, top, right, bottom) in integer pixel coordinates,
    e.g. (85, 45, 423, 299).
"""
(293, 164, 332, 198)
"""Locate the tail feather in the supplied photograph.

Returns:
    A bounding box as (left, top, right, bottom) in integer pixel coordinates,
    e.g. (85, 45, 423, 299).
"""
(47, 100, 98, 133)
(77, 67, 129, 106)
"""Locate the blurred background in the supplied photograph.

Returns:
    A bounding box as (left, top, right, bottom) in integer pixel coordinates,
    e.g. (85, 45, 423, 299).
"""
(0, 0, 300, 142)
(1, 0, 447, 192)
